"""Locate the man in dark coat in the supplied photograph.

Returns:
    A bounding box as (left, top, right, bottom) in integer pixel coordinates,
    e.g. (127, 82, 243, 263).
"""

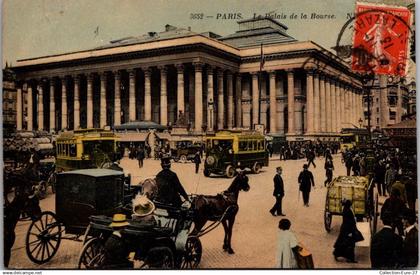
(307, 149, 316, 168)
(402, 209, 418, 267)
(298, 164, 315, 207)
(371, 211, 404, 268)
(155, 156, 189, 207)
(324, 158, 334, 187)
(381, 189, 407, 236)
(345, 153, 353, 176)
(136, 147, 145, 168)
(193, 151, 201, 174)
(269, 167, 285, 216)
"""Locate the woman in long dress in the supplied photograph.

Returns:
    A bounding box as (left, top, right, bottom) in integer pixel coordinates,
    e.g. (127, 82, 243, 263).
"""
(333, 200, 358, 263)
(277, 219, 300, 268)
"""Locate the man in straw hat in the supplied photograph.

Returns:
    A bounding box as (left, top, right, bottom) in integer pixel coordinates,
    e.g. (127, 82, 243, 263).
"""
(102, 214, 133, 269)
(155, 156, 189, 207)
(269, 166, 285, 217)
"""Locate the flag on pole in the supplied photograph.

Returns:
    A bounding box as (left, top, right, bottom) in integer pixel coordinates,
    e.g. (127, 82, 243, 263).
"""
(260, 43, 265, 71)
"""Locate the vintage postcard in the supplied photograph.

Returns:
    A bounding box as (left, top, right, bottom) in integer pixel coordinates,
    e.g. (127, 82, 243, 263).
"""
(2, 0, 417, 271)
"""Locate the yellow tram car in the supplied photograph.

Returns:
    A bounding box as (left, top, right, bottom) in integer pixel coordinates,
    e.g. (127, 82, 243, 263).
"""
(56, 129, 119, 171)
(204, 130, 269, 178)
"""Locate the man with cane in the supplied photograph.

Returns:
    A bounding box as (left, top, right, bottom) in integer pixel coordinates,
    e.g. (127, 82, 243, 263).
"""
(298, 164, 315, 207)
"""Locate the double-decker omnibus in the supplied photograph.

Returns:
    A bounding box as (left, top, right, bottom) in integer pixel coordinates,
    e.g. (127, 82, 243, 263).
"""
(56, 129, 119, 171)
(204, 131, 269, 178)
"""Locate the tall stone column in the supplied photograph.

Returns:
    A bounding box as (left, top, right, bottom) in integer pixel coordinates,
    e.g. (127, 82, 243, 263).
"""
(129, 70, 136, 122)
(49, 79, 55, 131)
(269, 71, 277, 133)
(217, 69, 224, 129)
(114, 72, 121, 126)
(320, 75, 326, 133)
(207, 67, 214, 131)
(331, 79, 337, 133)
(193, 63, 203, 132)
(144, 68, 152, 121)
(73, 75, 80, 129)
(175, 64, 185, 120)
(251, 72, 259, 126)
(227, 71, 234, 129)
(336, 82, 342, 131)
(37, 82, 44, 131)
(396, 85, 402, 123)
(61, 78, 68, 130)
(99, 73, 107, 128)
(313, 72, 320, 133)
(242, 77, 251, 129)
(352, 88, 357, 125)
(159, 66, 168, 126)
(16, 85, 23, 131)
(325, 77, 332, 133)
(27, 84, 33, 131)
(235, 74, 242, 128)
(87, 74, 94, 128)
(340, 84, 345, 129)
(306, 70, 314, 135)
(287, 69, 295, 135)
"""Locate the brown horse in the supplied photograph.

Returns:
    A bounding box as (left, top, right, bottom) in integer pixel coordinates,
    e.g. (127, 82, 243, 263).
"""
(4, 171, 42, 267)
(191, 173, 250, 254)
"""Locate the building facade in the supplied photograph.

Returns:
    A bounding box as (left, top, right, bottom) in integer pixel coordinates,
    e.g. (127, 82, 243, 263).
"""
(11, 17, 365, 141)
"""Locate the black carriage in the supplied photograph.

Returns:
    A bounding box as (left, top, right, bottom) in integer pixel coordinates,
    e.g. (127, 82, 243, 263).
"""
(78, 203, 202, 269)
(25, 169, 129, 264)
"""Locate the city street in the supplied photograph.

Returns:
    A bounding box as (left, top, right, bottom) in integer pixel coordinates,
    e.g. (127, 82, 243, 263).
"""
(9, 154, 377, 269)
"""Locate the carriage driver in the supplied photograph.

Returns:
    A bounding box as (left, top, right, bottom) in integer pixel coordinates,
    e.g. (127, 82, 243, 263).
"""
(155, 156, 190, 207)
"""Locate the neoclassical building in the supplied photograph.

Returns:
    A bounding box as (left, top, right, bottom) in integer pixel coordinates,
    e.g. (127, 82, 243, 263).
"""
(12, 17, 365, 141)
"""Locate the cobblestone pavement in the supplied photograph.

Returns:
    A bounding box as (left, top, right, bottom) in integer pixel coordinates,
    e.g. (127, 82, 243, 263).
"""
(9, 154, 377, 269)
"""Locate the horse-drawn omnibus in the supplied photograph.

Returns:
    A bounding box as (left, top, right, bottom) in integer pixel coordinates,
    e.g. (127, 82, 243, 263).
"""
(56, 129, 119, 171)
(339, 128, 369, 152)
(204, 131, 269, 178)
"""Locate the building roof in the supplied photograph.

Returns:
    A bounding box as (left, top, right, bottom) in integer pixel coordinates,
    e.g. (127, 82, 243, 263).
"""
(94, 25, 197, 50)
(219, 17, 296, 48)
(114, 121, 166, 131)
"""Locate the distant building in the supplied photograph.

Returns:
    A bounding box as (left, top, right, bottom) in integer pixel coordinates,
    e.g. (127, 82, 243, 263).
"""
(11, 17, 365, 141)
(3, 66, 18, 134)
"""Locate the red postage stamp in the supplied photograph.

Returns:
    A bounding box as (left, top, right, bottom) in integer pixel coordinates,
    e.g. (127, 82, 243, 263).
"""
(351, 3, 412, 76)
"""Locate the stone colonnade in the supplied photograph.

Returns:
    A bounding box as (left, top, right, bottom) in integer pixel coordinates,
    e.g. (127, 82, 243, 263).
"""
(16, 66, 363, 138)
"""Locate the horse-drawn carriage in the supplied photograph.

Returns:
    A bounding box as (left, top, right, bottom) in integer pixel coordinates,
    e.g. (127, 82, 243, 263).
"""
(24, 168, 202, 268)
(324, 176, 379, 234)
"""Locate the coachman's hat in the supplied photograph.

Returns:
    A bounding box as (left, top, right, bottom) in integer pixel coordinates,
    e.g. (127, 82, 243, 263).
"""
(110, 214, 130, 228)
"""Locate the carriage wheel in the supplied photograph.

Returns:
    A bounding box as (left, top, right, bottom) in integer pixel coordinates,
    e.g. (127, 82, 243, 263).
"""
(180, 155, 187, 163)
(144, 247, 174, 269)
(324, 192, 332, 232)
(225, 165, 235, 178)
(77, 237, 106, 269)
(25, 211, 62, 264)
(252, 162, 261, 174)
(180, 236, 202, 269)
(324, 210, 332, 232)
(203, 169, 210, 177)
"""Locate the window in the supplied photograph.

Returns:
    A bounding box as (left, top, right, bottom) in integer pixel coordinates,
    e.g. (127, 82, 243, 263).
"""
(376, 107, 379, 113)
(389, 111, 396, 120)
(69, 144, 77, 157)
(239, 141, 247, 151)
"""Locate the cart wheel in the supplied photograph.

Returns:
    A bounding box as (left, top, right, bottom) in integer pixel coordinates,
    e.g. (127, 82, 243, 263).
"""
(180, 155, 187, 163)
(180, 236, 202, 269)
(225, 165, 235, 178)
(252, 162, 261, 174)
(324, 210, 332, 232)
(78, 237, 106, 269)
(25, 211, 62, 264)
(144, 247, 174, 269)
(203, 169, 210, 177)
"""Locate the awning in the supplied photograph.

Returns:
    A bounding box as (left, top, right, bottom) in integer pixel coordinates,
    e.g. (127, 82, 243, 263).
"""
(116, 132, 149, 142)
